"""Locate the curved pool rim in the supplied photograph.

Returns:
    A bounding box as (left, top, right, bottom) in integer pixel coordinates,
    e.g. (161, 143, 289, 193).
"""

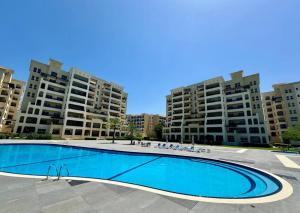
(0, 143, 293, 204)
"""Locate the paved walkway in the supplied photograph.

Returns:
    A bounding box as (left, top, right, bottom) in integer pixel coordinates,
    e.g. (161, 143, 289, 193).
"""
(0, 140, 300, 213)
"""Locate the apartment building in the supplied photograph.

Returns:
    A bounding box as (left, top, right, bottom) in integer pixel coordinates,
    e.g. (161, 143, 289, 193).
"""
(127, 113, 165, 138)
(163, 70, 269, 145)
(14, 59, 128, 139)
(262, 82, 300, 143)
(0, 67, 25, 133)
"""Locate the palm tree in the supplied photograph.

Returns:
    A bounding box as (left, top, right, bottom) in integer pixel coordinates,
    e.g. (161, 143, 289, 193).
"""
(128, 123, 137, 145)
(109, 118, 120, 143)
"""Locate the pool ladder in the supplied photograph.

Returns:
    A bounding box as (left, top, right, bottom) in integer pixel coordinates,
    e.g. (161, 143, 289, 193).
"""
(46, 164, 70, 181)
(58, 164, 70, 180)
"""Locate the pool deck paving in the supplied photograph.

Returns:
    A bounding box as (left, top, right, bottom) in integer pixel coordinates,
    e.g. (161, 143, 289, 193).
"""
(0, 139, 300, 213)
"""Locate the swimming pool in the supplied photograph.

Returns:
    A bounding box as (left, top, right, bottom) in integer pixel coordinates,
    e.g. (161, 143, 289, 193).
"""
(0, 143, 292, 203)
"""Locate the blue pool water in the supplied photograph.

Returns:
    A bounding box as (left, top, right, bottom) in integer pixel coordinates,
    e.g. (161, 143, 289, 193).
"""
(0, 144, 281, 198)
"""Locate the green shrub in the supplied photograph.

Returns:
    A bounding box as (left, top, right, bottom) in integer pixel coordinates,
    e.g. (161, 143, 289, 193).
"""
(10, 133, 21, 139)
(0, 134, 9, 139)
(26, 133, 52, 140)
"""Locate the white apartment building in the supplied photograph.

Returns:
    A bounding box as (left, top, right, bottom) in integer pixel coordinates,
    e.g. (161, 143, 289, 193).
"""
(163, 71, 269, 145)
(0, 66, 25, 133)
(262, 82, 300, 143)
(14, 59, 128, 139)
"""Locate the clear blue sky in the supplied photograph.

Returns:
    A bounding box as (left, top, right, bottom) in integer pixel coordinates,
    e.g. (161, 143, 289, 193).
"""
(1, 0, 300, 115)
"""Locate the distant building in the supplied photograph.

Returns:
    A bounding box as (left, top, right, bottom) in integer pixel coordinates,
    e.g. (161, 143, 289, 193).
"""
(14, 59, 128, 139)
(262, 82, 300, 143)
(127, 113, 165, 139)
(0, 66, 25, 133)
(163, 70, 269, 145)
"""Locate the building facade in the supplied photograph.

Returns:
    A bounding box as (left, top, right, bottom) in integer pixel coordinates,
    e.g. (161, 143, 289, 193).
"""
(262, 82, 300, 143)
(0, 67, 25, 133)
(14, 59, 128, 139)
(163, 71, 269, 145)
(127, 113, 165, 138)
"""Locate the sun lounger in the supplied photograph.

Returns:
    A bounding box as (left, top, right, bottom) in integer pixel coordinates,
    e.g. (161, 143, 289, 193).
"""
(155, 143, 161, 148)
(173, 145, 180, 150)
(159, 143, 166, 149)
(168, 144, 174, 149)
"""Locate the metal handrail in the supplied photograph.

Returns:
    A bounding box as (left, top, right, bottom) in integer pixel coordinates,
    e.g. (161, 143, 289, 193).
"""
(46, 164, 59, 180)
(58, 164, 70, 180)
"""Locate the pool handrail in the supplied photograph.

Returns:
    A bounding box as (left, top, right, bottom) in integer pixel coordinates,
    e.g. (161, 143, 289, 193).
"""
(46, 164, 59, 180)
(58, 164, 70, 180)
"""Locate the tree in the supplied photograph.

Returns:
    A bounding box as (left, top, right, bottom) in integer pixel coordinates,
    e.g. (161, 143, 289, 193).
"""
(109, 118, 120, 143)
(127, 123, 137, 145)
(282, 124, 300, 149)
(135, 132, 143, 141)
(154, 123, 163, 140)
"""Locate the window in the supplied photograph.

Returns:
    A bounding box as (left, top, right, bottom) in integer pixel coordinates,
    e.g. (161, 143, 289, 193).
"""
(51, 72, 57, 77)
(41, 83, 45, 89)
(28, 108, 33, 114)
(253, 81, 257, 85)
(52, 129, 60, 134)
(73, 74, 88, 83)
(64, 129, 73, 135)
(93, 123, 101, 128)
(249, 127, 259, 134)
(68, 104, 84, 111)
(33, 67, 37, 72)
(248, 119, 252, 125)
(75, 129, 82, 135)
(250, 136, 261, 143)
(62, 75, 68, 80)
(66, 120, 84, 127)
(37, 68, 41, 73)
(291, 117, 298, 122)
(19, 116, 24, 123)
(26, 117, 37, 124)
